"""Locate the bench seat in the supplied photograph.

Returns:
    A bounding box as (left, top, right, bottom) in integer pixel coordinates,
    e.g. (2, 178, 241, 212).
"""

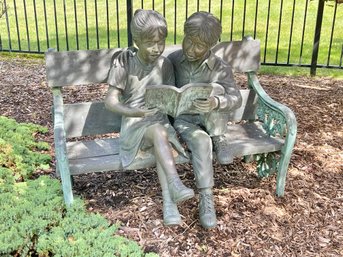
(66, 122, 284, 175)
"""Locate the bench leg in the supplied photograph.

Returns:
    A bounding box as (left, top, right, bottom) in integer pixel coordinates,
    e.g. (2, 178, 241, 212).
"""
(275, 122, 297, 197)
(55, 147, 74, 206)
(275, 146, 293, 197)
(53, 88, 74, 206)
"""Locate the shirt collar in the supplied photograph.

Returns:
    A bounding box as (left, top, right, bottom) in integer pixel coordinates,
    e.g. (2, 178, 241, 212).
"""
(180, 51, 216, 70)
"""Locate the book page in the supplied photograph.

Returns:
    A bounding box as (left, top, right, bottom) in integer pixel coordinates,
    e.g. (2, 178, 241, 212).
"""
(176, 83, 213, 116)
(145, 84, 213, 117)
(145, 85, 180, 117)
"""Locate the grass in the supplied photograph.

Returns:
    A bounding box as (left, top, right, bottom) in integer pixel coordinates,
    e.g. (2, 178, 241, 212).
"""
(1, 48, 341, 79)
(259, 65, 343, 79)
(0, 0, 342, 70)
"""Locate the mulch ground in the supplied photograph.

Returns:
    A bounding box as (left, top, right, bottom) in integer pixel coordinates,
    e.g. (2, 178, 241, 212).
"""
(0, 56, 342, 257)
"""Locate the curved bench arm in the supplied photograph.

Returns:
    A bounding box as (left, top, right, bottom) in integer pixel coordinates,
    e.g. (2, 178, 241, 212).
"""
(247, 72, 297, 196)
(52, 87, 74, 206)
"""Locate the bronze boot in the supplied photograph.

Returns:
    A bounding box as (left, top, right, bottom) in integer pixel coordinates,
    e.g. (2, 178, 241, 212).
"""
(199, 188, 217, 229)
(212, 135, 234, 164)
(162, 191, 182, 226)
(167, 176, 194, 203)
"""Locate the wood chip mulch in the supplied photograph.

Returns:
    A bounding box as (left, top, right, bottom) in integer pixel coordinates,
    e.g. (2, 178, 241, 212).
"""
(1, 56, 342, 257)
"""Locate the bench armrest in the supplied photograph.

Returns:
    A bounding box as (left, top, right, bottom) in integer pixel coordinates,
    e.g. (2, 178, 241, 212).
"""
(247, 72, 297, 196)
(52, 87, 74, 205)
(247, 72, 297, 139)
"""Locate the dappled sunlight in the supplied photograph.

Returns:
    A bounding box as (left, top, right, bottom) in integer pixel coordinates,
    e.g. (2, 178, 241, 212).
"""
(293, 83, 333, 91)
(1, 55, 343, 257)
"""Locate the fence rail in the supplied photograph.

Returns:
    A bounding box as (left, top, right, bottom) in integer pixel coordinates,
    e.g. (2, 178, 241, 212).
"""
(0, 0, 342, 74)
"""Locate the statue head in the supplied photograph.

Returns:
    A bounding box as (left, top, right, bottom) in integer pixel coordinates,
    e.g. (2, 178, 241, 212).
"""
(131, 9, 168, 64)
(182, 11, 222, 62)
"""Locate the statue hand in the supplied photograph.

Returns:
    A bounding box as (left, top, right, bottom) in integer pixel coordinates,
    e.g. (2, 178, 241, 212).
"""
(141, 107, 159, 117)
(125, 107, 158, 117)
(192, 96, 218, 113)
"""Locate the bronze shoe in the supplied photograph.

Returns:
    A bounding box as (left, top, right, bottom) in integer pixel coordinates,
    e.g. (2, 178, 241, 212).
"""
(212, 135, 234, 164)
(167, 177, 195, 203)
(199, 190, 217, 229)
(163, 200, 182, 226)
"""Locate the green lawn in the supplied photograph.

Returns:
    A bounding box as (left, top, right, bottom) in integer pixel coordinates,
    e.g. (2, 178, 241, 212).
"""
(0, 0, 342, 68)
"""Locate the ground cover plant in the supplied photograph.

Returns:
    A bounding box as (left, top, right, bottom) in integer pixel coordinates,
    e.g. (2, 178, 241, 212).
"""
(0, 54, 342, 256)
(0, 116, 51, 181)
(0, 115, 156, 256)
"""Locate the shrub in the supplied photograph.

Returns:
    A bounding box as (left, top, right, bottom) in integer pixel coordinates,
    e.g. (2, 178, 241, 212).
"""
(0, 175, 65, 256)
(37, 200, 147, 256)
(0, 176, 153, 256)
(0, 116, 51, 181)
(0, 116, 157, 257)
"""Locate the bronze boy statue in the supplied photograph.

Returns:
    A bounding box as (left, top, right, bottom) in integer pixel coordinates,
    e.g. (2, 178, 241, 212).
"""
(168, 12, 242, 228)
(105, 9, 194, 226)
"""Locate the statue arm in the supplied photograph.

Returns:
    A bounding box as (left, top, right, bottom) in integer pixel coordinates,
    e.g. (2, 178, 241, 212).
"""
(210, 82, 242, 111)
(105, 87, 157, 117)
(210, 66, 242, 111)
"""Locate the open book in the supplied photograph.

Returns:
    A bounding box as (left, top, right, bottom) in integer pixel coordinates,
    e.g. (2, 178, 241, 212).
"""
(145, 83, 213, 117)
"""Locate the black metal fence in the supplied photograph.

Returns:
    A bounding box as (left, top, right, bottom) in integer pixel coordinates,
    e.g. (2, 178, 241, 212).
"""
(0, 0, 342, 74)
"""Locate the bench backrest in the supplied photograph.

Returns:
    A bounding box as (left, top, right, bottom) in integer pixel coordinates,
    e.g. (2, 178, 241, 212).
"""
(46, 39, 260, 87)
(46, 39, 260, 138)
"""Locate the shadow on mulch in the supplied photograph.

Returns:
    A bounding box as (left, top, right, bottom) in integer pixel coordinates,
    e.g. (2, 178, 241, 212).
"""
(72, 161, 264, 210)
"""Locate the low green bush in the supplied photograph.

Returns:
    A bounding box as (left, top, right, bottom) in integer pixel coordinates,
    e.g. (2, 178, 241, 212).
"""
(0, 175, 154, 256)
(0, 116, 157, 257)
(0, 175, 65, 256)
(0, 116, 51, 181)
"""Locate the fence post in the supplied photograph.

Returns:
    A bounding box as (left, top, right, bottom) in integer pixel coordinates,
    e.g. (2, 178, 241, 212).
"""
(311, 0, 325, 76)
(127, 0, 133, 47)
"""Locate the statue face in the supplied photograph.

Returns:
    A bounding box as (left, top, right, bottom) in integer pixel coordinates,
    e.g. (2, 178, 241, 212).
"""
(182, 35, 210, 62)
(136, 30, 166, 64)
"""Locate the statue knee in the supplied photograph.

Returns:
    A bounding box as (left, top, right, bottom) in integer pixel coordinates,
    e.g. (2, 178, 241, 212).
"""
(189, 131, 212, 151)
(149, 123, 168, 139)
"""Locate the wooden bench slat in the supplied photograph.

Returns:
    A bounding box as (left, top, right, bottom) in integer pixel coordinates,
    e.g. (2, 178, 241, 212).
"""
(225, 122, 284, 157)
(46, 39, 260, 88)
(228, 89, 257, 122)
(68, 150, 190, 175)
(63, 102, 122, 138)
(212, 39, 260, 72)
(67, 121, 283, 175)
(69, 155, 122, 175)
(67, 137, 120, 159)
(46, 48, 121, 87)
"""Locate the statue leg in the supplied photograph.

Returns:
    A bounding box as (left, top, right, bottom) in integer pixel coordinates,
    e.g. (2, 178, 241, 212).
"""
(145, 124, 194, 203)
(156, 162, 181, 225)
(202, 111, 233, 165)
(177, 124, 217, 229)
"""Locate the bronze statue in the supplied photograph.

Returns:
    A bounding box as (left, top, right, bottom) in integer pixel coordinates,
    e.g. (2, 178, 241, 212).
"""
(168, 11, 242, 229)
(105, 9, 194, 226)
